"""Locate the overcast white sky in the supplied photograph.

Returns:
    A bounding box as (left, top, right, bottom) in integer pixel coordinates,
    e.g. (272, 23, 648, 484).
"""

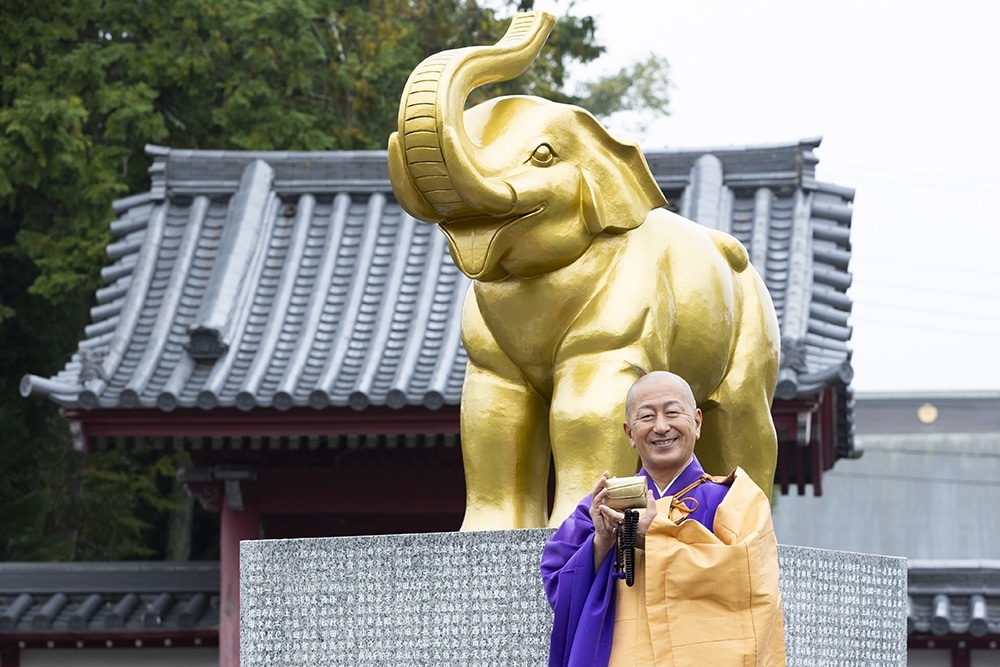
(532, 0, 1000, 392)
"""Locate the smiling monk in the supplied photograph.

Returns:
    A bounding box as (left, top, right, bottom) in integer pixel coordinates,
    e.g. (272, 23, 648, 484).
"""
(540, 371, 786, 667)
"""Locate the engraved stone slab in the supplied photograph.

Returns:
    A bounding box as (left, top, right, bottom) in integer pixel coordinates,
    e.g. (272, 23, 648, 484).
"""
(778, 544, 907, 665)
(241, 531, 906, 666)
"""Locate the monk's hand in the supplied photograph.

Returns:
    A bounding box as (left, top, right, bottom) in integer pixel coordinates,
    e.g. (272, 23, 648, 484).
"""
(634, 490, 657, 550)
(589, 471, 619, 571)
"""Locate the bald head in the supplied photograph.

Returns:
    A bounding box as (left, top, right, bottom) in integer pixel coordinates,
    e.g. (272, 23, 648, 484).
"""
(624, 371, 698, 420)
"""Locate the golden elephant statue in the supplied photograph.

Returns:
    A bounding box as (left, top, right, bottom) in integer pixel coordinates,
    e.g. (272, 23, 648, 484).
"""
(388, 12, 780, 529)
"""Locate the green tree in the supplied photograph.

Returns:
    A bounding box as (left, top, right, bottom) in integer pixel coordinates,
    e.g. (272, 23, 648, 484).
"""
(0, 0, 670, 561)
(578, 53, 671, 122)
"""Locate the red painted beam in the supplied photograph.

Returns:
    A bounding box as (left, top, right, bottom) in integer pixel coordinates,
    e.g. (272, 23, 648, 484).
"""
(69, 402, 824, 441)
(64, 406, 461, 440)
(0, 633, 217, 647)
(256, 466, 465, 514)
(908, 634, 995, 653)
(261, 512, 464, 539)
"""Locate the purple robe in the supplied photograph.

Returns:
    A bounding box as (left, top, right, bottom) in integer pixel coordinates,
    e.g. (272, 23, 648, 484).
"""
(540, 456, 731, 667)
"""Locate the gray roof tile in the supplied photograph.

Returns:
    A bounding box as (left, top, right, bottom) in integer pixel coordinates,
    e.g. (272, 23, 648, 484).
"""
(0, 562, 218, 635)
(908, 561, 1000, 638)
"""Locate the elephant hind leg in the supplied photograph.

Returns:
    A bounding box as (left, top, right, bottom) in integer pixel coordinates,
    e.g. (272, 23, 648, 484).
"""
(697, 260, 781, 498)
(697, 395, 778, 498)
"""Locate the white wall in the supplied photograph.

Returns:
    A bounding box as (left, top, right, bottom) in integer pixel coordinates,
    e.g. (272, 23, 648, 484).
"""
(908, 649, 1000, 666)
(20, 647, 217, 667)
(973, 650, 1000, 666)
(908, 650, 949, 666)
(772, 433, 1000, 559)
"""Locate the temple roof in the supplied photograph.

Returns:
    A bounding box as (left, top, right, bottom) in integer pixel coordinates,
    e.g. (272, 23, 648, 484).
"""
(21, 137, 854, 416)
(908, 560, 1000, 639)
(0, 562, 218, 638)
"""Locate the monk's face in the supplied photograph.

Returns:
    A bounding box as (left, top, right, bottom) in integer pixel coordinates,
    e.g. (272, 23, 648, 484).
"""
(623, 374, 702, 485)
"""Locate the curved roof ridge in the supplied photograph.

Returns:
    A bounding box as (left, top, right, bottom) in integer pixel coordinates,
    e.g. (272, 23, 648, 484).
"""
(195, 173, 281, 409)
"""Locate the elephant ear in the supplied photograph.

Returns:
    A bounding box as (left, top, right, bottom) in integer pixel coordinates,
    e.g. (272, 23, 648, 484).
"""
(577, 110, 667, 235)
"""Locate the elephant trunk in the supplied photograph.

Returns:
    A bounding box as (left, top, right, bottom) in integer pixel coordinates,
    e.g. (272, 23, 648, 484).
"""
(389, 11, 555, 221)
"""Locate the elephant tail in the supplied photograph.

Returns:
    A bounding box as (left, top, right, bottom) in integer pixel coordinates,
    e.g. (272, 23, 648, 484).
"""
(708, 229, 750, 273)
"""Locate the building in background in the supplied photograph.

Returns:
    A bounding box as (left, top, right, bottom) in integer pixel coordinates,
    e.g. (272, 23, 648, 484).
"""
(773, 391, 1000, 666)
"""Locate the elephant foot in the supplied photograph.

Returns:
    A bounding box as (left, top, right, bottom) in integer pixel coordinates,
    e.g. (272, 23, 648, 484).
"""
(460, 502, 547, 531)
(547, 496, 585, 528)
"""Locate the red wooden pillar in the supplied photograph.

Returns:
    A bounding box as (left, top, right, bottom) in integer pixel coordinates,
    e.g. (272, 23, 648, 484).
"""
(0, 643, 20, 667)
(952, 643, 971, 667)
(220, 480, 259, 667)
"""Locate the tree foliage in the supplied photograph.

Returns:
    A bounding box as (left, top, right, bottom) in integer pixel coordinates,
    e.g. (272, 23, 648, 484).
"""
(579, 53, 671, 119)
(0, 0, 670, 561)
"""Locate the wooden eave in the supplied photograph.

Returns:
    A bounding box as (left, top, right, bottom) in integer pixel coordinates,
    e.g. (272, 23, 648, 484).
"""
(64, 405, 461, 445)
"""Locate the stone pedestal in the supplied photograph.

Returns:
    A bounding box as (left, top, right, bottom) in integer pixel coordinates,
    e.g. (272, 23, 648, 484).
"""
(241, 530, 906, 666)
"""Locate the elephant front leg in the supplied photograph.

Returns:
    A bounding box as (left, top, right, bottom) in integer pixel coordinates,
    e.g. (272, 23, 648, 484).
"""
(459, 361, 551, 530)
(547, 359, 643, 527)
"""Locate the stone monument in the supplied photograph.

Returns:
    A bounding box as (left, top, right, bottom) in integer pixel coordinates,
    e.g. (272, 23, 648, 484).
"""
(241, 531, 907, 666)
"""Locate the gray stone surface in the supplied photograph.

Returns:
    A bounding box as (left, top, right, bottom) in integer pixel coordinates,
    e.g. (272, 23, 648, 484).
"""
(778, 544, 907, 665)
(241, 530, 906, 666)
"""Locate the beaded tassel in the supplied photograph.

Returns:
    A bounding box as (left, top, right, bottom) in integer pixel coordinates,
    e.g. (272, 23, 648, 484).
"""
(614, 509, 640, 587)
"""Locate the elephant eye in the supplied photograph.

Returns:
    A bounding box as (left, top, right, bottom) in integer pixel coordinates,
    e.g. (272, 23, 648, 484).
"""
(530, 143, 555, 166)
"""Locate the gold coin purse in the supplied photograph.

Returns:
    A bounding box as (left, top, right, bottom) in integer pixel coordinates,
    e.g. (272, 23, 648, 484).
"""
(604, 476, 648, 510)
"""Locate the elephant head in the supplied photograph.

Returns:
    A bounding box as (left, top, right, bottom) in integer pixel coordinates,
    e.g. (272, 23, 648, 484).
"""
(388, 11, 667, 281)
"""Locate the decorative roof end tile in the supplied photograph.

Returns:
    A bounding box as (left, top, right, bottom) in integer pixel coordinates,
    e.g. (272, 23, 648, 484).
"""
(186, 326, 229, 363)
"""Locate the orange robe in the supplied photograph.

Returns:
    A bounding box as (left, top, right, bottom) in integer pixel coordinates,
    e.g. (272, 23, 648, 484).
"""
(608, 468, 786, 666)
